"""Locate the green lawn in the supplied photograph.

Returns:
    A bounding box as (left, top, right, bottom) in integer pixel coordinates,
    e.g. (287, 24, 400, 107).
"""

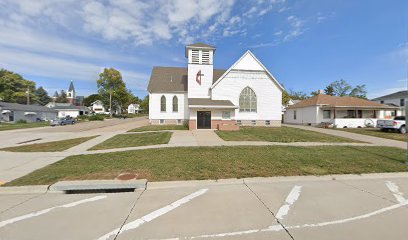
(5, 146, 407, 186)
(216, 126, 357, 142)
(0, 122, 49, 131)
(89, 132, 172, 150)
(334, 128, 407, 142)
(128, 125, 188, 132)
(0, 136, 98, 152)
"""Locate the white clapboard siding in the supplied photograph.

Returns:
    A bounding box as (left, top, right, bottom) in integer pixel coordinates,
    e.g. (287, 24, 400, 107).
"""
(149, 93, 188, 120)
(212, 70, 282, 121)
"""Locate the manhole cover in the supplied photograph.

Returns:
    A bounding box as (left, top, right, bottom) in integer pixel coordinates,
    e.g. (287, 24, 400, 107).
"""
(116, 173, 137, 181)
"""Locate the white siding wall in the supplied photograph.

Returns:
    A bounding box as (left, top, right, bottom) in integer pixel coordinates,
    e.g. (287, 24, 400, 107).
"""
(284, 106, 318, 124)
(187, 64, 213, 98)
(149, 93, 188, 120)
(57, 110, 79, 118)
(189, 109, 235, 120)
(211, 70, 282, 121)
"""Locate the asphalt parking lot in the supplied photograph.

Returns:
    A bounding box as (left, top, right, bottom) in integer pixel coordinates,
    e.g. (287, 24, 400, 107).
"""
(1, 175, 407, 240)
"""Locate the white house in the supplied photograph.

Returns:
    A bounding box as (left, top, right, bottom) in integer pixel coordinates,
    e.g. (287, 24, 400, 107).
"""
(147, 43, 284, 130)
(90, 100, 107, 114)
(46, 102, 89, 118)
(372, 90, 407, 118)
(284, 94, 399, 128)
(127, 104, 141, 114)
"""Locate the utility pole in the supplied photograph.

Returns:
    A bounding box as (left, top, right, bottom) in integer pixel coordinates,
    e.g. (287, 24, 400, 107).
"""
(26, 87, 30, 105)
(109, 88, 112, 118)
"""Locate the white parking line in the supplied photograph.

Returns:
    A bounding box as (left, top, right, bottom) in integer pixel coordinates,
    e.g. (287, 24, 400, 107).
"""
(276, 185, 302, 220)
(385, 180, 406, 203)
(0, 195, 107, 228)
(97, 188, 208, 240)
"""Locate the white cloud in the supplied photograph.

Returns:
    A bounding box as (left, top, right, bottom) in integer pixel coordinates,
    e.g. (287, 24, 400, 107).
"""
(283, 15, 306, 41)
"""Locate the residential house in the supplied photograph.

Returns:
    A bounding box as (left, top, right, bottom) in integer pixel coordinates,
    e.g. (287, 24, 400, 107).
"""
(372, 90, 407, 118)
(90, 100, 107, 114)
(147, 43, 284, 130)
(283, 94, 398, 128)
(127, 104, 141, 114)
(46, 102, 89, 118)
(0, 102, 57, 123)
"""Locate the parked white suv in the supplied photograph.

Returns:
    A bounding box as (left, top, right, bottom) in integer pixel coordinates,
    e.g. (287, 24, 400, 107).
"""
(377, 116, 406, 134)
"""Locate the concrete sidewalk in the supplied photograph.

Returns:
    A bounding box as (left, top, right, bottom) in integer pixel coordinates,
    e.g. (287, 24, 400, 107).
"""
(284, 124, 407, 149)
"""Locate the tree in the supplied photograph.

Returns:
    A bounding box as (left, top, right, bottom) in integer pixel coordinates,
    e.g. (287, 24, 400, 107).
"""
(289, 90, 308, 100)
(282, 91, 291, 105)
(140, 95, 149, 113)
(0, 68, 37, 104)
(56, 90, 68, 103)
(34, 87, 51, 105)
(330, 79, 352, 97)
(97, 68, 131, 115)
(349, 84, 367, 99)
(324, 85, 334, 95)
(310, 90, 320, 96)
(83, 94, 102, 107)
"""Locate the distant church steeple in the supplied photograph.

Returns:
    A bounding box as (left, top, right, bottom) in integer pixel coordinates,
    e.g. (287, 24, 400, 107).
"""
(67, 80, 76, 104)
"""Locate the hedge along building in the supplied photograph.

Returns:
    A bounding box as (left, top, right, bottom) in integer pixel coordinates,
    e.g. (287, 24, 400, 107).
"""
(147, 43, 284, 130)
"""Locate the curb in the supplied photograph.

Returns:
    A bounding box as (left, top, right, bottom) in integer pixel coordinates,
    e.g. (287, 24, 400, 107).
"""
(48, 179, 147, 192)
(0, 185, 49, 194)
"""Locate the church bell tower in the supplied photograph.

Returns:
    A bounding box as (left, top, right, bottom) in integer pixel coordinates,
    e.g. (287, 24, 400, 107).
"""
(186, 43, 215, 99)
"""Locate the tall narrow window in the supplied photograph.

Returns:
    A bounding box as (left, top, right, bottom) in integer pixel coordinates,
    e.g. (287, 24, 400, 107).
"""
(239, 87, 257, 112)
(173, 96, 178, 112)
(160, 95, 166, 112)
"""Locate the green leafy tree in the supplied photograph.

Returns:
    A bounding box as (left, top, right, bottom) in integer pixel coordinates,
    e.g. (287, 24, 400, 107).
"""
(34, 87, 51, 105)
(330, 79, 352, 96)
(289, 90, 309, 100)
(83, 94, 102, 107)
(282, 91, 291, 105)
(0, 68, 37, 104)
(97, 68, 130, 115)
(140, 95, 149, 113)
(324, 85, 334, 95)
(349, 84, 367, 99)
(56, 90, 68, 103)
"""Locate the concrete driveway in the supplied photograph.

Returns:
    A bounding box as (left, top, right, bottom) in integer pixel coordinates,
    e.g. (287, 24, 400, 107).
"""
(1, 174, 407, 240)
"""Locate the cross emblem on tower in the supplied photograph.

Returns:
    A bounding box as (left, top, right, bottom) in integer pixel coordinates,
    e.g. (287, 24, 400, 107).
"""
(196, 70, 204, 85)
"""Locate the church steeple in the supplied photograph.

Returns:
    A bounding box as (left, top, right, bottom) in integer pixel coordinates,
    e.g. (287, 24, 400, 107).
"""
(186, 43, 215, 98)
(67, 80, 76, 104)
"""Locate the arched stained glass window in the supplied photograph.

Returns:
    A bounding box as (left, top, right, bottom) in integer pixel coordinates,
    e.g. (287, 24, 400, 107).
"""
(173, 96, 178, 112)
(160, 95, 166, 112)
(239, 87, 257, 112)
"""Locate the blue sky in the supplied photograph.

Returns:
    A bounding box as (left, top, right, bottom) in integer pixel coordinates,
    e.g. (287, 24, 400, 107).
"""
(0, 0, 407, 99)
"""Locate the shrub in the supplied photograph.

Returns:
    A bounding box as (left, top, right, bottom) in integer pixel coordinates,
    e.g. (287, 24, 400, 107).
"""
(16, 119, 27, 124)
(88, 114, 105, 121)
(77, 115, 89, 121)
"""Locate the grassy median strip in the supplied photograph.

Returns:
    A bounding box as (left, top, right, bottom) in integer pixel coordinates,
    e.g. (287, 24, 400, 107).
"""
(0, 122, 49, 131)
(216, 126, 357, 142)
(5, 146, 407, 186)
(128, 125, 188, 132)
(334, 128, 407, 142)
(0, 136, 98, 152)
(89, 132, 172, 150)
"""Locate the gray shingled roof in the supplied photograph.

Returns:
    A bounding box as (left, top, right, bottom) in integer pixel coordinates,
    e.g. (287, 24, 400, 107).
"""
(147, 67, 226, 93)
(186, 43, 215, 49)
(372, 90, 407, 101)
(0, 102, 57, 112)
(188, 98, 236, 107)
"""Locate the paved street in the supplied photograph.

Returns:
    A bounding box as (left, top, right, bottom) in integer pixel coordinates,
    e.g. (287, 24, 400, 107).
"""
(1, 174, 407, 240)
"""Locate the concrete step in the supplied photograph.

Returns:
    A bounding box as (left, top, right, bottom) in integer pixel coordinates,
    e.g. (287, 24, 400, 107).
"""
(48, 179, 147, 192)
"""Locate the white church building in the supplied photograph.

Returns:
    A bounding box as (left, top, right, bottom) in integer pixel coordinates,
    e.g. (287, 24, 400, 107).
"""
(147, 43, 284, 130)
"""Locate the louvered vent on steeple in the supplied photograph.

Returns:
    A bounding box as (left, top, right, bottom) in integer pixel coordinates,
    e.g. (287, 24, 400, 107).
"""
(202, 50, 210, 64)
(191, 49, 199, 64)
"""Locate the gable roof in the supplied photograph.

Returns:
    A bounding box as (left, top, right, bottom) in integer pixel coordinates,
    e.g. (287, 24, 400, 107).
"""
(372, 90, 407, 101)
(147, 67, 226, 93)
(288, 94, 398, 109)
(210, 50, 285, 92)
(186, 43, 215, 49)
(0, 101, 57, 112)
